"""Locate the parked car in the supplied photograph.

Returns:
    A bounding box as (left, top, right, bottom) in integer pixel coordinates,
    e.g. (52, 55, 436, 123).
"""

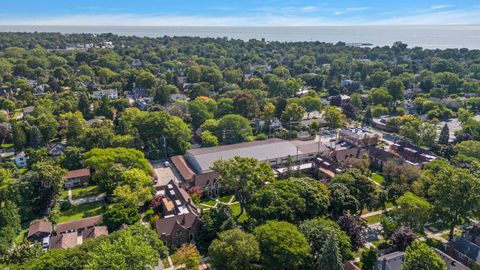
(164, 161, 170, 167)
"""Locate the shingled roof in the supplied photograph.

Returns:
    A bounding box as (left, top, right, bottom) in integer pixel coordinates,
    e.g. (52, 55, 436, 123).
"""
(55, 215, 102, 234)
(27, 220, 52, 238)
(50, 232, 78, 249)
(82, 226, 108, 240)
(155, 212, 200, 237)
(65, 168, 91, 179)
(171, 155, 195, 181)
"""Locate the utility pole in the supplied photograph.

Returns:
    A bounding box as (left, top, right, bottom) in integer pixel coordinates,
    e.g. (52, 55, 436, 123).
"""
(162, 136, 167, 160)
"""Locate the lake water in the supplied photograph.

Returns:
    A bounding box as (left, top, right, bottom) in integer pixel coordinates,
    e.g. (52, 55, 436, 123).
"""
(0, 25, 479, 50)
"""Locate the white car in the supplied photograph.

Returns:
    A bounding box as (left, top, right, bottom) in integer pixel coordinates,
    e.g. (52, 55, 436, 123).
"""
(164, 161, 170, 167)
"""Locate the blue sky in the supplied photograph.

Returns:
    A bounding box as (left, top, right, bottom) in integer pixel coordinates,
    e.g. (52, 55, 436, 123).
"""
(1, 0, 479, 26)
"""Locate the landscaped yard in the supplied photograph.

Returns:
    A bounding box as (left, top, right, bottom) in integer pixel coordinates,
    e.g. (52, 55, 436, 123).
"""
(219, 195, 234, 204)
(61, 185, 102, 200)
(364, 214, 382, 225)
(58, 201, 106, 223)
(14, 228, 28, 244)
(371, 173, 385, 185)
(229, 203, 248, 223)
(199, 198, 217, 207)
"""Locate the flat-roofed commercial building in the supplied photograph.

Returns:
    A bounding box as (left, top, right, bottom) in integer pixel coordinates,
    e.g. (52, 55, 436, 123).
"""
(185, 138, 322, 174)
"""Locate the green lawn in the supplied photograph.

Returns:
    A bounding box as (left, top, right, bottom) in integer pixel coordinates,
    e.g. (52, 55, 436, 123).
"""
(219, 195, 234, 204)
(15, 228, 28, 244)
(61, 185, 101, 200)
(200, 198, 217, 207)
(229, 203, 248, 223)
(371, 173, 385, 185)
(58, 201, 105, 223)
(364, 214, 381, 225)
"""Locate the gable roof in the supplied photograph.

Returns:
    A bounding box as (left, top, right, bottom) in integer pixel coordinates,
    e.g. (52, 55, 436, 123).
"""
(27, 220, 52, 238)
(55, 215, 102, 234)
(171, 155, 195, 181)
(50, 232, 78, 249)
(155, 212, 200, 237)
(451, 237, 480, 263)
(65, 168, 91, 179)
(193, 172, 219, 188)
(82, 226, 108, 240)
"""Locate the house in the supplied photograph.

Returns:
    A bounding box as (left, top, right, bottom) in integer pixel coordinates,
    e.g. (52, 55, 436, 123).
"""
(64, 168, 91, 188)
(368, 147, 397, 170)
(189, 172, 222, 198)
(344, 261, 361, 270)
(155, 180, 201, 247)
(50, 232, 78, 249)
(27, 220, 53, 242)
(14, 151, 27, 168)
(155, 213, 201, 247)
(375, 251, 405, 270)
(389, 141, 436, 167)
(375, 249, 468, 270)
(85, 116, 105, 127)
(465, 222, 480, 246)
(312, 156, 342, 181)
(403, 87, 422, 99)
(22, 106, 35, 119)
(171, 155, 195, 182)
(92, 89, 118, 99)
(338, 128, 380, 147)
(434, 248, 469, 270)
(55, 215, 102, 235)
(49, 143, 66, 157)
(82, 226, 108, 241)
(446, 237, 480, 268)
(170, 93, 189, 102)
(131, 87, 147, 98)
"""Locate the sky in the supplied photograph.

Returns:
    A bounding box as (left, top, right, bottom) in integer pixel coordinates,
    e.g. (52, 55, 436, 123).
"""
(0, 0, 480, 26)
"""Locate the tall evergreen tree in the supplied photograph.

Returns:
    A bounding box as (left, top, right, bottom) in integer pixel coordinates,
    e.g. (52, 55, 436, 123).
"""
(318, 234, 344, 270)
(438, 123, 449, 145)
(28, 126, 44, 149)
(0, 200, 21, 255)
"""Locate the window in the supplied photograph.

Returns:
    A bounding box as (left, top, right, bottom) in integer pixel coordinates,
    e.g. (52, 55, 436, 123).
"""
(189, 233, 194, 241)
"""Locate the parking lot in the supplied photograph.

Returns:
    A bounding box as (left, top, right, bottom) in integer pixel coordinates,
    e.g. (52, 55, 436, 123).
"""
(150, 160, 180, 189)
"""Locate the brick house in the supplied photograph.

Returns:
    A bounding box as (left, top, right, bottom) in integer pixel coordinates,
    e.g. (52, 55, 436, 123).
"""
(64, 168, 91, 188)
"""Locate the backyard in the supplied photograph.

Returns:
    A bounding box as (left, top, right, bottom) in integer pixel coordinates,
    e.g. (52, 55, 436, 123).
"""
(58, 201, 106, 223)
(61, 185, 102, 200)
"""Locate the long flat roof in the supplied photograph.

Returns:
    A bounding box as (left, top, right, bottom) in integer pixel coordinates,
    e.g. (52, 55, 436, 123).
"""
(186, 138, 300, 173)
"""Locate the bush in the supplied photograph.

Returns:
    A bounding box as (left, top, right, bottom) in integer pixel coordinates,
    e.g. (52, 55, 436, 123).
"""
(103, 203, 140, 231)
(60, 200, 72, 211)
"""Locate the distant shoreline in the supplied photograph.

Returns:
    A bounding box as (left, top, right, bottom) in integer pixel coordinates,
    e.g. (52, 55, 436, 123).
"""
(0, 25, 479, 49)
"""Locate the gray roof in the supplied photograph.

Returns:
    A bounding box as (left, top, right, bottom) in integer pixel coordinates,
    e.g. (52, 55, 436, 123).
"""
(451, 237, 480, 263)
(186, 138, 300, 173)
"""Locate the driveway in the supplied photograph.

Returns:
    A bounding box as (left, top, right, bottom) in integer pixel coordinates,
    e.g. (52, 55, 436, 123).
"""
(151, 161, 180, 189)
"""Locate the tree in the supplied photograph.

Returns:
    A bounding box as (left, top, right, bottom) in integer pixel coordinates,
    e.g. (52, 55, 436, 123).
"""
(438, 123, 449, 145)
(59, 111, 85, 143)
(217, 114, 252, 144)
(172, 244, 200, 270)
(200, 130, 218, 147)
(199, 204, 236, 248)
(429, 167, 480, 240)
(246, 178, 329, 224)
(253, 221, 311, 270)
(360, 247, 378, 270)
(331, 169, 377, 214)
(102, 203, 140, 231)
(28, 125, 44, 148)
(87, 224, 167, 270)
(212, 157, 274, 219)
(385, 78, 404, 101)
(233, 92, 259, 119)
(209, 228, 260, 270)
(135, 70, 156, 89)
(337, 216, 366, 251)
(154, 84, 178, 105)
(393, 192, 431, 232)
(318, 234, 343, 270)
(281, 103, 306, 127)
(84, 148, 153, 194)
(299, 218, 353, 265)
(324, 106, 346, 129)
(61, 146, 85, 170)
(403, 241, 447, 270)
(113, 168, 155, 206)
(390, 226, 416, 251)
(11, 121, 27, 150)
(329, 183, 360, 219)
(369, 88, 392, 106)
(0, 200, 21, 255)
